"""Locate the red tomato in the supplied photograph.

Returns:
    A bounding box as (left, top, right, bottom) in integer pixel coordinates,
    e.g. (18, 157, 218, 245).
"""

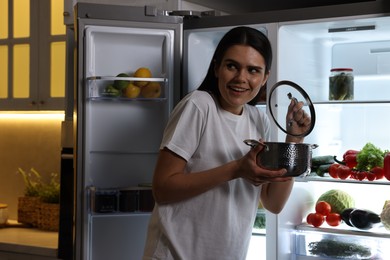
(311, 213, 325, 227)
(356, 171, 367, 181)
(350, 170, 358, 179)
(337, 165, 351, 180)
(366, 171, 376, 181)
(306, 213, 315, 225)
(326, 213, 341, 226)
(328, 164, 340, 179)
(371, 166, 384, 180)
(315, 201, 332, 216)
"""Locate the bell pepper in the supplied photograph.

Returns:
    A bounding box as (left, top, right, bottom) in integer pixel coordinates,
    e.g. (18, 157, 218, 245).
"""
(384, 152, 390, 181)
(343, 150, 359, 169)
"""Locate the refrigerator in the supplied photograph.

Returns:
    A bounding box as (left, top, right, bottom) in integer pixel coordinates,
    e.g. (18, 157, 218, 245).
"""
(73, 1, 390, 260)
(270, 9, 390, 260)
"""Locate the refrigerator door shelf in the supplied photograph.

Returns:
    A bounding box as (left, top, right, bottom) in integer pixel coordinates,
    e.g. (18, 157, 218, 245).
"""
(86, 76, 167, 100)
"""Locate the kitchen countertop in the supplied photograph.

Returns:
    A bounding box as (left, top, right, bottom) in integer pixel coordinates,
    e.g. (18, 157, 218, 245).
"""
(0, 220, 58, 258)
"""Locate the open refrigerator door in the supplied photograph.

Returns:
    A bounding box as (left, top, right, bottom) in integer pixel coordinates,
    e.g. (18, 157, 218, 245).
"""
(74, 3, 182, 260)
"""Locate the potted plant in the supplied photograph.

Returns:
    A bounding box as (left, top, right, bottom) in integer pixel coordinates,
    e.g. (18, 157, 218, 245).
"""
(17, 168, 42, 227)
(36, 172, 60, 231)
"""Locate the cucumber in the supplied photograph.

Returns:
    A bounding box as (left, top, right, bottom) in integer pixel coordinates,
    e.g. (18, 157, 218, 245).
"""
(312, 155, 335, 167)
(315, 163, 334, 177)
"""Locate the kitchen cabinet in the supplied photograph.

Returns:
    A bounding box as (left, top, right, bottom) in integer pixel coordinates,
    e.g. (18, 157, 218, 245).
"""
(0, 0, 65, 111)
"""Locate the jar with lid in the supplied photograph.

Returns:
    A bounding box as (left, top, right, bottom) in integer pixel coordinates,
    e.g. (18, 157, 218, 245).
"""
(329, 68, 354, 100)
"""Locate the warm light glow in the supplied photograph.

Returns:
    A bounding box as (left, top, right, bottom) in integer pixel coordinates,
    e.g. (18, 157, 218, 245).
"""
(0, 111, 64, 120)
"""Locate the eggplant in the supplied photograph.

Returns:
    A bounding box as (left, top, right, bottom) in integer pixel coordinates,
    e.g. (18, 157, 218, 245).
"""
(349, 209, 381, 230)
(341, 208, 355, 227)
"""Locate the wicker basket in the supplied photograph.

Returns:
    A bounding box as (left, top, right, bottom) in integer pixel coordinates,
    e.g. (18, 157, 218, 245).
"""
(17, 196, 41, 227)
(37, 202, 59, 231)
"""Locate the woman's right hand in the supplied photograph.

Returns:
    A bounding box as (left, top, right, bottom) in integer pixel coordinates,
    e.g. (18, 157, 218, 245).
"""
(236, 141, 291, 186)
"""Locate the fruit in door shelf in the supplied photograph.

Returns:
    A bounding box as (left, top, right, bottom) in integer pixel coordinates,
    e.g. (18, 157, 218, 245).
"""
(141, 82, 161, 98)
(134, 67, 152, 87)
(114, 73, 130, 90)
(123, 83, 141, 98)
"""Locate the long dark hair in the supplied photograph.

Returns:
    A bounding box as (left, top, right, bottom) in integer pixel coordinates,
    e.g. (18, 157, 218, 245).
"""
(198, 26, 273, 105)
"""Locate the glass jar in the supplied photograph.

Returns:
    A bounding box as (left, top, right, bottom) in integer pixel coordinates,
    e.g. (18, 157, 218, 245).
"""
(329, 68, 354, 100)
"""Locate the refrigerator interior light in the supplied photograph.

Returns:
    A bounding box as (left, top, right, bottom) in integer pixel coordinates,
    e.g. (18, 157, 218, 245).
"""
(328, 25, 376, 33)
(370, 47, 390, 54)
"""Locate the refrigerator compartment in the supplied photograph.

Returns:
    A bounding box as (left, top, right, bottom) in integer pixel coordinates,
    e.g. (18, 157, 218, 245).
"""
(302, 102, 390, 159)
(89, 186, 154, 214)
(90, 188, 119, 213)
(278, 16, 390, 103)
(86, 76, 167, 100)
(294, 227, 390, 259)
(85, 101, 168, 153)
(84, 25, 173, 91)
(119, 186, 154, 212)
(89, 213, 151, 260)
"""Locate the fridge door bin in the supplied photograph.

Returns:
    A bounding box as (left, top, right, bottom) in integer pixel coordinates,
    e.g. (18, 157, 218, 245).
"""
(87, 76, 167, 100)
(90, 187, 154, 213)
(294, 228, 390, 259)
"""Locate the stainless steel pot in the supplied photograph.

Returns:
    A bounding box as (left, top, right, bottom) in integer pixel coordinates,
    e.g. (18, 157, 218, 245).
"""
(244, 139, 318, 177)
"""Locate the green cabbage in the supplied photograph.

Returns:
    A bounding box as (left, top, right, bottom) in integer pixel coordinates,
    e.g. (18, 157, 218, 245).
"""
(380, 200, 390, 231)
(317, 189, 355, 214)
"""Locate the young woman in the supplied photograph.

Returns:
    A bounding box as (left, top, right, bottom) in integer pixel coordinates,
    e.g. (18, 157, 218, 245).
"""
(143, 26, 311, 260)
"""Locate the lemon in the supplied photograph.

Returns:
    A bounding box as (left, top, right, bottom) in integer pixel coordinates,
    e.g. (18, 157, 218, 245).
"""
(133, 67, 152, 87)
(141, 82, 161, 98)
(123, 82, 141, 98)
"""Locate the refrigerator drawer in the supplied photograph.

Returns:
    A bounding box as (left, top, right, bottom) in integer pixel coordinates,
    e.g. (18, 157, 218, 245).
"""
(294, 228, 390, 259)
(90, 214, 151, 260)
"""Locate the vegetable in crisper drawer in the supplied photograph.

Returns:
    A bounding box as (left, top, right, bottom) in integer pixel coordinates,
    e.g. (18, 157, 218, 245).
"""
(308, 239, 371, 258)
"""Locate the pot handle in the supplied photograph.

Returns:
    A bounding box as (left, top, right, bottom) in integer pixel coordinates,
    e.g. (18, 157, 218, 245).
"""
(243, 139, 270, 151)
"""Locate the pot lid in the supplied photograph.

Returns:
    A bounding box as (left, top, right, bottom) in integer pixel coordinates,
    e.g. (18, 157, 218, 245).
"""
(268, 80, 316, 137)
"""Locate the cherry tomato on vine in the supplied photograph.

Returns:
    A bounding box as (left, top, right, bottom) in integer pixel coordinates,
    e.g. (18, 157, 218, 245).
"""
(356, 171, 367, 181)
(315, 201, 332, 216)
(366, 171, 376, 181)
(371, 166, 384, 180)
(326, 213, 341, 226)
(337, 165, 351, 180)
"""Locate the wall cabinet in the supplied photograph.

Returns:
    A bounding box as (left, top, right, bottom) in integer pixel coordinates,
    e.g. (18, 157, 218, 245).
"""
(0, 0, 66, 111)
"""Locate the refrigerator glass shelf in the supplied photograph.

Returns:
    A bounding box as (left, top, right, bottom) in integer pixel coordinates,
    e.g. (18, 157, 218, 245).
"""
(295, 176, 390, 186)
(88, 96, 168, 102)
(295, 223, 390, 239)
(86, 76, 166, 82)
(313, 100, 390, 105)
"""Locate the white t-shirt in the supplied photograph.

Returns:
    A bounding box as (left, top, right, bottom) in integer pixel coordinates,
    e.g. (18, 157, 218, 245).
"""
(143, 90, 271, 260)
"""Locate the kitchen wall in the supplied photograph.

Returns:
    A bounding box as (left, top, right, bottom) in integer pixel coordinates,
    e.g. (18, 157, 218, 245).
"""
(0, 114, 63, 220)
